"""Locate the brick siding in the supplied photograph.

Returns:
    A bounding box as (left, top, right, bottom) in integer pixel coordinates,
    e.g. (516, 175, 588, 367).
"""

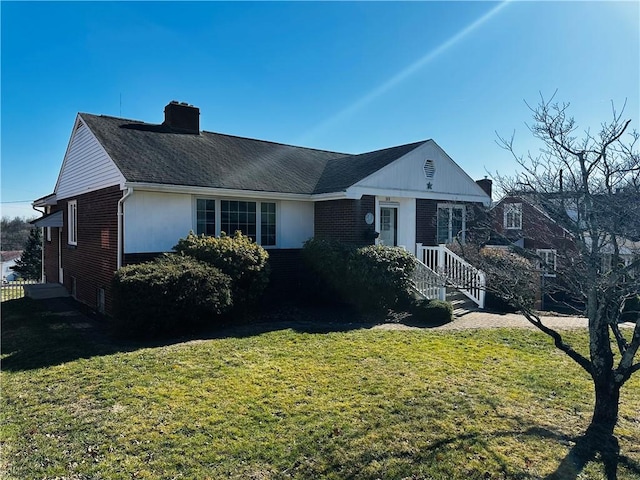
(314, 195, 376, 246)
(56, 186, 121, 313)
(415, 199, 438, 246)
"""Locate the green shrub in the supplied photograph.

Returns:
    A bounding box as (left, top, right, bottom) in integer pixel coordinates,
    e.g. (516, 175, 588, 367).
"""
(174, 231, 270, 308)
(112, 254, 233, 338)
(348, 245, 416, 311)
(410, 298, 453, 324)
(302, 239, 416, 311)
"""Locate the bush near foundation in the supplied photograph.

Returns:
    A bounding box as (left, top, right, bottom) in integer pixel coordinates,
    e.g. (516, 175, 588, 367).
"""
(174, 231, 270, 309)
(409, 298, 454, 324)
(302, 238, 416, 311)
(112, 254, 233, 338)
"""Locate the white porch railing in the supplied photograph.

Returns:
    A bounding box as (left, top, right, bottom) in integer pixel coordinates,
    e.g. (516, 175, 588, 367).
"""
(416, 243, 486, 308)
(410, 257, 446, 302)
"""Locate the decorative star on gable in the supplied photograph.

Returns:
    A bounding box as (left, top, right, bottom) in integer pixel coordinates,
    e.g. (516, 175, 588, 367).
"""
(426, 182, 433, 190)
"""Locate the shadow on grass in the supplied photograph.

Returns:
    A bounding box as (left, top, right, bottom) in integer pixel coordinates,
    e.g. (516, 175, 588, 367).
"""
(0, 298, 387, 372)
(421, 426, 640, 479)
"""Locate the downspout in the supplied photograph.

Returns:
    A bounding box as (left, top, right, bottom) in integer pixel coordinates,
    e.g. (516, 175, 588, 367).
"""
(32, 204, 46, 282)
(117, 187, 134, 270)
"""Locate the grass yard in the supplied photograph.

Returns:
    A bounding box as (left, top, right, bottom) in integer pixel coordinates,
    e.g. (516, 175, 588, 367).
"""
(1, 298, 639, 479)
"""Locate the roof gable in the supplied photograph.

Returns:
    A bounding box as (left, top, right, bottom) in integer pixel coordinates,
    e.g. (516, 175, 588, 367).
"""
(350, 140, 491, 204)
(54, 115, 125, 200)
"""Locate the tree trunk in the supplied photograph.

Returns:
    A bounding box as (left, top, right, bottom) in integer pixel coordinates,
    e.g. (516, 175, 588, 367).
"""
(588, 379, 620, 438)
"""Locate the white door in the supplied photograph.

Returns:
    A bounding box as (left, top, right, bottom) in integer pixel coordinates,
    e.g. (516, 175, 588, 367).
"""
(379, 207, 398, 246)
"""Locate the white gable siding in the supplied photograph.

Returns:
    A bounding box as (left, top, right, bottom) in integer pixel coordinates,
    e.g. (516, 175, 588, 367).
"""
(55, 116, 125, 200)
(349, 141, 490, 205)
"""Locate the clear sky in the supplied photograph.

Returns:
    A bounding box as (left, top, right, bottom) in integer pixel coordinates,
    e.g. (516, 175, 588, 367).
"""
(1, 1, 638, 219)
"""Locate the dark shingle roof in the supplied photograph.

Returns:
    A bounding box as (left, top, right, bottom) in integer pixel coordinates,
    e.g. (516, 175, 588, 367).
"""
(80, 114, 426, 195)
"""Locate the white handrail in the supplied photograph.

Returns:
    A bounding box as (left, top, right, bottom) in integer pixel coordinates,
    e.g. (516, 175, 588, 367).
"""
(410, 256, 446, 301)
(416, 243, 485, 308)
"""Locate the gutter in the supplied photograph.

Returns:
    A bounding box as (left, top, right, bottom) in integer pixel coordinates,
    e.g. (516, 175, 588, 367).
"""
(117, 187, 134, 270)
(124, 182, 350, 202)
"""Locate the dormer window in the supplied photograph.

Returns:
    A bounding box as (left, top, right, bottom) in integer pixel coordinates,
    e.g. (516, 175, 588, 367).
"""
(504, 203, 522, 230)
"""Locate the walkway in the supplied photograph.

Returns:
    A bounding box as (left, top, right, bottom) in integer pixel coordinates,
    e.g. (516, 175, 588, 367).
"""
(376, 310, 636, 331)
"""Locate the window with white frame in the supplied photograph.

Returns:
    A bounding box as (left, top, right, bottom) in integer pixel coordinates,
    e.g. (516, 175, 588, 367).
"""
(260, 202, 276, 246)
(536, 249, 556, 276)
(437, 204, 465, 244)
(67, 200, 78, 246)
(504, 203, 523, 230)
(198, 199, 276, 246)
(196, 199, 216, 236)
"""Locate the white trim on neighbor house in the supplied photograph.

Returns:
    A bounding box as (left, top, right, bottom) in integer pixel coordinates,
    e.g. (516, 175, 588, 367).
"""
(535, 248, 557, 277)
(504, 202, 523, 230)
(54, 115, 126, 200)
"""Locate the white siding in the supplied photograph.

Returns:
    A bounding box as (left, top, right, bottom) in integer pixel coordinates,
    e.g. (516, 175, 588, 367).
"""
(55, 116, 125, 200)
(278, 200, 314, 248)
(123, 191, 315, 253)
(349, 141, 490, 205)
(124, 191, 193, 253)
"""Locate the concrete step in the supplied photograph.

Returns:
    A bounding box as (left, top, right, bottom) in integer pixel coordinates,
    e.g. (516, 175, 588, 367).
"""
(24, 283, 70, 300)
(446, 289, 477, 317)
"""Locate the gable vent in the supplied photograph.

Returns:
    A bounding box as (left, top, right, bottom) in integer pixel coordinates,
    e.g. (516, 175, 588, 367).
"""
(423, 159, 435, 178)
(76, 120, 84, 131)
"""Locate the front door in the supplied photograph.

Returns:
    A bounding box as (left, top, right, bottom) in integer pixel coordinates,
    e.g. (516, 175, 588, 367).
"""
(379, 206, 398, 246)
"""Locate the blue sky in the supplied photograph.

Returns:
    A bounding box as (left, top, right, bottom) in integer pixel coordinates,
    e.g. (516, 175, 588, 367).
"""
(1, 1, 638, 219)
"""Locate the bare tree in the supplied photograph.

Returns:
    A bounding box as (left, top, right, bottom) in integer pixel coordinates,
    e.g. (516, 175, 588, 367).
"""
(484, 94, 640, 476)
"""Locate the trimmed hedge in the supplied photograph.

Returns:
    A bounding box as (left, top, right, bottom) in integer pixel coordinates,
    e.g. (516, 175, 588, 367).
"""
(174, 231, 270, 309)
(410, 298, 454, 324)
(112, 254, 233, 338)
(302, 238, 416, 311)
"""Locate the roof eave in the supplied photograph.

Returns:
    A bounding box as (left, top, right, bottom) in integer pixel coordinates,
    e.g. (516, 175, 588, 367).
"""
(125, 182, 352, 201)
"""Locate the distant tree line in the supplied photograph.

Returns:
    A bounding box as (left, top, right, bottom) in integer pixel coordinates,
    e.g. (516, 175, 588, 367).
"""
(1, 216, 36, 251)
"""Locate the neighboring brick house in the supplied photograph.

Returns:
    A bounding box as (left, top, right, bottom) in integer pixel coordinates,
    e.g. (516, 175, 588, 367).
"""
(490, 195, 575, 277)
(32, 101, 491, 314)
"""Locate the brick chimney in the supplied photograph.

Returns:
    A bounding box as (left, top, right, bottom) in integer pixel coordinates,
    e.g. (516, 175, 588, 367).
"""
(163, 101, 200, 134)
(476, 178, 492, 199)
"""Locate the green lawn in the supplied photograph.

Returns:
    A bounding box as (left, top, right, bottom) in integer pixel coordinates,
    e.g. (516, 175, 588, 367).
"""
(1, 298, 639, 479)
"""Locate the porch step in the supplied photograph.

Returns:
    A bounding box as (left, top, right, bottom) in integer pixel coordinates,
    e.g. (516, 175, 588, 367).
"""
(24, 283, 70, 300)
(446, 289, 477, 317)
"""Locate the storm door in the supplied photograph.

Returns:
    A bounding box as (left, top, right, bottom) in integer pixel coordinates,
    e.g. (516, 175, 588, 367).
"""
(379, 206, 398, 246)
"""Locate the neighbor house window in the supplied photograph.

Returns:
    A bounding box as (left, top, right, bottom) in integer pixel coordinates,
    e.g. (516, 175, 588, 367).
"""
(196, 199, 216, 236)
(536, 249, 557, 277)
(504, 203, 522, 230)
(68, 200, 78, 246)
(260, 202, 276, 246)
(437, 204, 465, 244)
